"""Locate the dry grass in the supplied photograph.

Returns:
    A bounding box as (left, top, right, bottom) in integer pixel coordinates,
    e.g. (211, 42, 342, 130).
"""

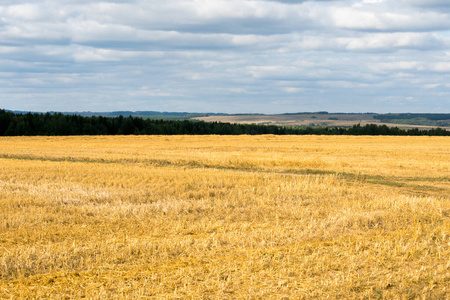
(0, 135, 449, 299)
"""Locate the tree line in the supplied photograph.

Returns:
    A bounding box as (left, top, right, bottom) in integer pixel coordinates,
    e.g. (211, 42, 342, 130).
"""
(0, 109, 449, 136)
(374, 113, 450, 121)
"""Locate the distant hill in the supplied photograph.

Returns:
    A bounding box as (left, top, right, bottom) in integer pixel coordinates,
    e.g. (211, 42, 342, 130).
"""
(193, 113, 450, 130)
(373, 113, 450, 127)
(4, 110, 450, 129)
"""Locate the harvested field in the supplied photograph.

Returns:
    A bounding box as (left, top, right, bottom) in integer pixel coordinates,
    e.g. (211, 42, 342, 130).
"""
(193, 114, 448, 130)
(0, 136, 449, 299)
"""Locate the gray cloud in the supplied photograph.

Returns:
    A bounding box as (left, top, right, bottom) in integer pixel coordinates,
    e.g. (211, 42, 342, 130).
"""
(0, 0, 449, 113)
(402, 0, 450, 7)
(261, 0, 338, 3)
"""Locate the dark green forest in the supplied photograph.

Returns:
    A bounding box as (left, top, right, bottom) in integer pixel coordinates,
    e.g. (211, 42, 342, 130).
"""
(0, 109, 449, 136)
(374, 113, 450, 121)
(373, 113, 450, 127)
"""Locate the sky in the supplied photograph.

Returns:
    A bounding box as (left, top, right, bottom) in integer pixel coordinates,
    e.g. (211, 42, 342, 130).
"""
(1, 0, 450, 114)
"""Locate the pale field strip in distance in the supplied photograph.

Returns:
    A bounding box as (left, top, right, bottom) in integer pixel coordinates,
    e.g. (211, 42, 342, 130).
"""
(193, 114, 449, 131)
(0, 135, 449, 299)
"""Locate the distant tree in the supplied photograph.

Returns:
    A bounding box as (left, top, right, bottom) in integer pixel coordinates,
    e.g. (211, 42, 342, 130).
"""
(0, 109, 448, 137)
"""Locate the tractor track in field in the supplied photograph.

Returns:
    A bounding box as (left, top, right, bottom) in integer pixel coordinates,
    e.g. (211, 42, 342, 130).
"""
(1, 153, 449, 199)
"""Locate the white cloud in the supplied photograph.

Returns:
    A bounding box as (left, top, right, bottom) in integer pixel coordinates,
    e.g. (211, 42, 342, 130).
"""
(402, 0, 450, 8)
(282, 87, 305, 93)
(0, 0, 449, 113)
(432, 62, 450, 72)
(338, 32, 448, 51)
(329, 5, 450, 31)
(370, 61, 423, 72)
(5, 4, 45, 21)
(129, 86, 173, 97)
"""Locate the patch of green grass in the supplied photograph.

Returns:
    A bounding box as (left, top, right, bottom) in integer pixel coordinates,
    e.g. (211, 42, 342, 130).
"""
(366, 179, 407, 187)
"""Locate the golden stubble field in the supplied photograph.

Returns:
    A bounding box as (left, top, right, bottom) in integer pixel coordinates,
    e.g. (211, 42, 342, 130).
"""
(0, 135, 449, 299)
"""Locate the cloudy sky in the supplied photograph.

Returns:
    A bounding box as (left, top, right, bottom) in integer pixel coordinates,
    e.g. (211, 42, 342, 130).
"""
(1, 0, 450, 113)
